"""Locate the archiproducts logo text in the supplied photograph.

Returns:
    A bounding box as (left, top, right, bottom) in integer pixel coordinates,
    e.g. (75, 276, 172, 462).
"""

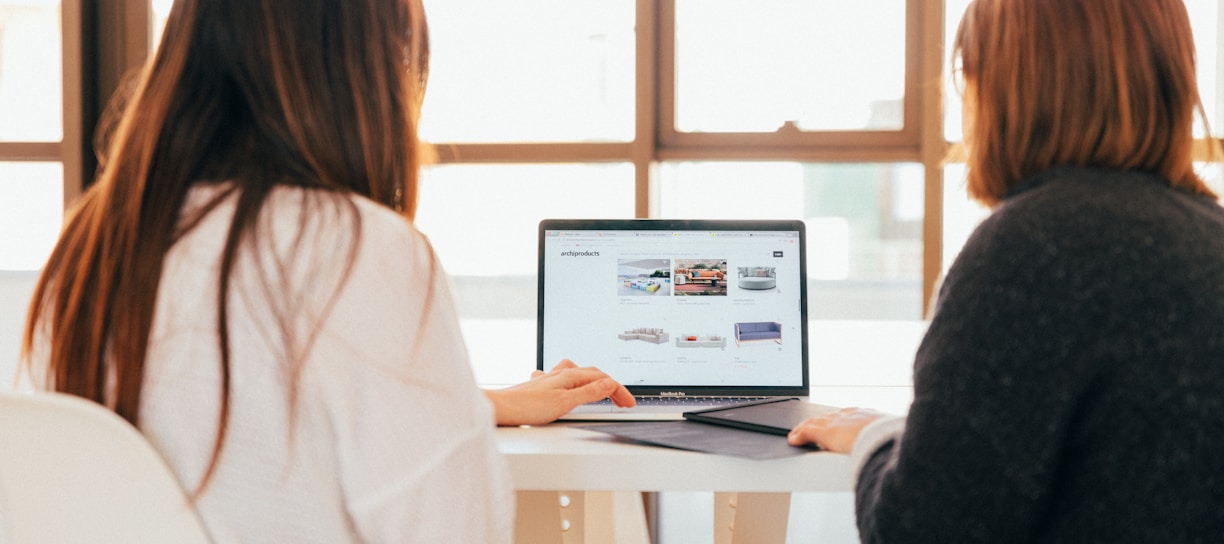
(560, 250, 600, 257)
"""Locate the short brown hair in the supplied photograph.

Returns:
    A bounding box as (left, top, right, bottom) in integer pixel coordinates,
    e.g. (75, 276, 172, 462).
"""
(953, 0, 1217, 206)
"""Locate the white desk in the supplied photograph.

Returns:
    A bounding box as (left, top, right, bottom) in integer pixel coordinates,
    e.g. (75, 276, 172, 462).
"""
(497, 424, 854, 544)
(477, 318, 923, 542)
(497, 424, 852, 493)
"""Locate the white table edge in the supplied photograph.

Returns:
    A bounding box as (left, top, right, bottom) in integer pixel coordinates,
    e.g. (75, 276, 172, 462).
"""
(496, 424, 853, 493)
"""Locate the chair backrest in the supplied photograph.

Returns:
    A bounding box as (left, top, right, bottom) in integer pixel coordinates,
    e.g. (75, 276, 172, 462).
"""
(0, 392, 212, 544)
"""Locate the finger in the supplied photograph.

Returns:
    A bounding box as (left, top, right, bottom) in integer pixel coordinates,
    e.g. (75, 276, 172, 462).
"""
(551, 368, 634, 407)
(606, 381, 636, 407)
(787, 420, 825, 447)
(549, 366, 614, 387)
(550, 359, 579, 373)
(787, 427, 817, 447)
(567, 378, 622, 406)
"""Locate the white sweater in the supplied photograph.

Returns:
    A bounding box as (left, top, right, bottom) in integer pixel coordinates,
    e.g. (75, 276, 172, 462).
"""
(85, 185, 511, 542)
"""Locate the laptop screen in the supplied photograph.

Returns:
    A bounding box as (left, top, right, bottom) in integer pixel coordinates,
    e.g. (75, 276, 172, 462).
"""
(537, 219, 809, 397)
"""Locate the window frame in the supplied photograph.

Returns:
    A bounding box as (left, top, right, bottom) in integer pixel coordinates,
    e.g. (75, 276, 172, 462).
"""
(0, 1, 83, 211)
(656, 0, 925, 153)
(0, 0, 151, 241)
(74, 0, 1224, 317)
(431, 0, 948, 313)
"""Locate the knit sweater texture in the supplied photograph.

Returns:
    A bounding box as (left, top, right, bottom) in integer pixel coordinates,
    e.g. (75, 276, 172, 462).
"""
(855, 166, 1224, 543)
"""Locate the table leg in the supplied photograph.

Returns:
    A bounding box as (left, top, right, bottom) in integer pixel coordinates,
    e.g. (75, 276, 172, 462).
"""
(514, 491, 650, 544)
(714, 492, 791, 544)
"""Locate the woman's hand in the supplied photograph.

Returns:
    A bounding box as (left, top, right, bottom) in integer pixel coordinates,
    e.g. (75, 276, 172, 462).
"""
(787, 407, 886, 453)
(484, 359, 635, 426)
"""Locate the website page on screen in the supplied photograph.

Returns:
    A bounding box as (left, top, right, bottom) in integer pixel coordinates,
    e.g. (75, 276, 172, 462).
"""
(540, 227, 805, 387)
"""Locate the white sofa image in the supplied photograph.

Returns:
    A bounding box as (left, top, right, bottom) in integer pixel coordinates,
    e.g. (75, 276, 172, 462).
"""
(737, 266, 776, 290)
(618, 327, 669, 344)
(675, 334, 727, 350)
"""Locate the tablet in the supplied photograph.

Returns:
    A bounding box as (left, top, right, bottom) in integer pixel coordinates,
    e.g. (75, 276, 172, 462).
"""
(682, 397, 837, 436)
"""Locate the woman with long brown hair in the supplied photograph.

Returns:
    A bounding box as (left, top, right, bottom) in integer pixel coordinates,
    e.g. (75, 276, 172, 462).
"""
(789, 0, 1224, 541)
(21, 0, 631, 540)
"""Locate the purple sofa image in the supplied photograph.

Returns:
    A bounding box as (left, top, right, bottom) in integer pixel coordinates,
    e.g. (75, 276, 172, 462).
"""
(734, 322, 782, 346)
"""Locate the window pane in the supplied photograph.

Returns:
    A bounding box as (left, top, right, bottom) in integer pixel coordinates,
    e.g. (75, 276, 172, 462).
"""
(152, 0, 174, 49)
(675, 1, 906, 133)
(1196, 161, 1224, 197)
(944, 0, 972, 142)
(420, 1, 635, 143)
(657, 162, 923, 319)
(941, 163, 989, 277)
(0, 162, 62, 270)
(415, 162, 634, 312)
(1186, 0, 1221, 137)
(0, 1, 62, 141)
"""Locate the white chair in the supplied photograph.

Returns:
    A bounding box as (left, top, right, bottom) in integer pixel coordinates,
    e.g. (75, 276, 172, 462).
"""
(0, 391, 212, 543)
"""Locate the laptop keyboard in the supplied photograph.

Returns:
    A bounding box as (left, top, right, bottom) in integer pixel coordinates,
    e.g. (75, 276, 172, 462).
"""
(588, 396, 769, 407)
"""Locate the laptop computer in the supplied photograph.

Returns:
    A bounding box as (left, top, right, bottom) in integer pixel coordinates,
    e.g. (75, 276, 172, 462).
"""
(537, 218, 811, 420)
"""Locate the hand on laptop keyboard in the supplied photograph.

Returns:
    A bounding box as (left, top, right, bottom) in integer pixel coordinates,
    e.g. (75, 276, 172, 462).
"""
(483, 359, 636, 426)
(591, 396, 768, 407)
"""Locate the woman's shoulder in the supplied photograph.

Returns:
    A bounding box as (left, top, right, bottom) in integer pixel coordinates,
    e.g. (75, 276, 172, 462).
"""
(261, 185, 415, 228)
(256, 185, 427, 253)
(951, 166, 1224, 295)
(194, 185, 442, 302)
(973, 167, 1217, 251)
(999, 166, 1219, 218)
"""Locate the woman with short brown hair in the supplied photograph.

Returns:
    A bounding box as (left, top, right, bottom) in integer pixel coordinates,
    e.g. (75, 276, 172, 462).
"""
(790, 1, 1224, 541)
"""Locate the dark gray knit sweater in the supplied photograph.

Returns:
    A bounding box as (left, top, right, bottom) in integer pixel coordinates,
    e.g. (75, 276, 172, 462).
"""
(856, 167, 1224, 543)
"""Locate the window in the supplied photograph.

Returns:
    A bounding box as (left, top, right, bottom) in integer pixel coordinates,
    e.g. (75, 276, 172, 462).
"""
(0, 162, 63, 270)
(0, 0, 153, 272)
(420, 1, 635, 143)
(0, 0, 69, 271)
(24, 0, 1224, 353)
(673, 2, 907, 133)
(418, 0, 936, 338)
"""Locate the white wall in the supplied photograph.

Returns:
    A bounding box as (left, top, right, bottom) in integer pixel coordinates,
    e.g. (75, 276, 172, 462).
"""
(0, 271, 37, 392)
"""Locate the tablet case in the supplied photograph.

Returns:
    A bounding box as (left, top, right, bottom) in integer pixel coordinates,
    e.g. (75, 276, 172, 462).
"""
(683, 397, 837, 436)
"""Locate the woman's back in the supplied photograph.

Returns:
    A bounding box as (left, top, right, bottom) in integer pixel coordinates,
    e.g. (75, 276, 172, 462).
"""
(876, 167, 1224, 542)
(137, 185, 512, 542)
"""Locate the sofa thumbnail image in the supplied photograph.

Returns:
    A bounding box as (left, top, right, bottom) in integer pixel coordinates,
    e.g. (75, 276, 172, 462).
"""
(618, 328, 669, 344)
(675, 334, 727, 350)
(734, 322, 782, 346)
(674, 269, 728, 297)
(737, 266, 776, 290)
(623, 278, 662, 292)
(675, 269, 725, 286)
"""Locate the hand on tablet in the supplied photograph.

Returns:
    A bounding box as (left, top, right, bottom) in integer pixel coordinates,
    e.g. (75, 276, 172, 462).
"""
(483, 359, 636, 426)
(786, 407, 886, 453)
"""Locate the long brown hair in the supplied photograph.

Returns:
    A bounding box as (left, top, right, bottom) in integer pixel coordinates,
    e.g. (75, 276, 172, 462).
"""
(22, 0, 430, 491)
(953, 0, 1217, 206)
